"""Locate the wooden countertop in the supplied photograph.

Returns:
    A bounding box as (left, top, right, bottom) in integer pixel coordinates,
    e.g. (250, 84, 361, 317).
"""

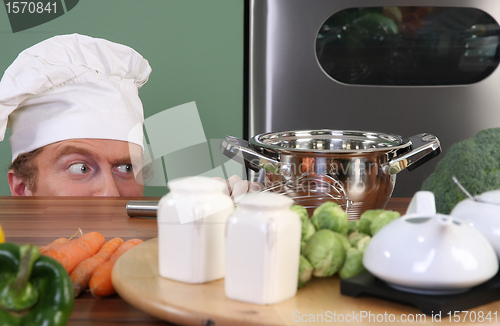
(0, 197, 411, 326)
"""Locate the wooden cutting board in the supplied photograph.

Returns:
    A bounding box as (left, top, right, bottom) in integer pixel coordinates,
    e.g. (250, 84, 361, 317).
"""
(112, 238, 493, 326)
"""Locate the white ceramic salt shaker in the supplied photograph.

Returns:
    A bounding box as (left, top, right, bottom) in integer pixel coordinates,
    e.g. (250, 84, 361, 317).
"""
(157, 176, 234, 284)
(225, 192, 301, 305)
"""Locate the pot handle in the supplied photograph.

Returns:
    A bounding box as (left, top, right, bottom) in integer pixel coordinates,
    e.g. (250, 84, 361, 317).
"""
(382, 133, 441, 175)
(221, 135, 281, 174)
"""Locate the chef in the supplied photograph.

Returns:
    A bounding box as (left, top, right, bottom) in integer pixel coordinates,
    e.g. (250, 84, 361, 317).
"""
(0, 34, 258, 198)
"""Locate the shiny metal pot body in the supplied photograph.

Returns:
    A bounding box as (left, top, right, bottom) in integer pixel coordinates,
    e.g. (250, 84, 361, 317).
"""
(222, 130, 441, 218)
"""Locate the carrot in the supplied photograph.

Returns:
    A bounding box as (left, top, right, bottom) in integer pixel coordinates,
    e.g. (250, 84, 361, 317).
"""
(39, 238, 69, 253)
(43, 232, 106, 274)
(88, 261, 114, 298)
(89, 238, 144, 298)
(70, 237, 124, 297)
(108, 239, 144, 262)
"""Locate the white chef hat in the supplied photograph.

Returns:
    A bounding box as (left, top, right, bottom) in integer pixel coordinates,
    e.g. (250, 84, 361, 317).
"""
(0, 33, 152, 161)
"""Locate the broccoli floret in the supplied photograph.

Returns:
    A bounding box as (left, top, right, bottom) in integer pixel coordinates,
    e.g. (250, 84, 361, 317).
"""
(421, 128, 500, 214)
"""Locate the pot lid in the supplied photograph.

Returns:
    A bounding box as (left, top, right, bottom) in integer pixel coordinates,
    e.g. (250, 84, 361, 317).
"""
(250, 130, 410, 154)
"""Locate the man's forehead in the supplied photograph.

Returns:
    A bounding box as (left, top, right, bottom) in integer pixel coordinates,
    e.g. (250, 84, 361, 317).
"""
(47, 139, 142, 162)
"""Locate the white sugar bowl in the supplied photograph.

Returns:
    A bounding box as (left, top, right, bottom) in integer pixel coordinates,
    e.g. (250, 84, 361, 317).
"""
(225, 192, 301, 305)
(451, 190, 500, 260)
(157, 176, 234, 284)
(363, 192, 498, 295)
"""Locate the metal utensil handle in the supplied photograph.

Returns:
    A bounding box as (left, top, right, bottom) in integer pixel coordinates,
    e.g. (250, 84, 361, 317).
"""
(382, 133, 441, 175)
(452, 176, 479, 202)
(126, 201, 158, 217)
(221, 135, 281, 174)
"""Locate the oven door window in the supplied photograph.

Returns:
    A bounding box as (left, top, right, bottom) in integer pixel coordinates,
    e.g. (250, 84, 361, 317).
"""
(316, 7, 500, 86)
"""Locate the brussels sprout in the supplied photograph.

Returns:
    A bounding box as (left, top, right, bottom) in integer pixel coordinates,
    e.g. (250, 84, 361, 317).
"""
(292, 205, 316, 243)
(301, 241, 307, 253)
(291, 205, 309, 221)
(303, 229, 347, 277)
(359, 209, 400, 236)
(348, 231, 369, 247)
(333, 232, 351, 251)
(348, 220, 359, 234)
(356, 236, 371, 252)
(370, 211, 400, 235)
(311, 202, 349, 235)
(298, 255, 313, 288)
(302, 221, 316, 243)
(358, 209, 386, 235)
(339, 248, 366, 279)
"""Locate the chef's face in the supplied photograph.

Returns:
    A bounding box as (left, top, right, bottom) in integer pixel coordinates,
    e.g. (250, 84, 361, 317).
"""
(9, 139, 144, 196)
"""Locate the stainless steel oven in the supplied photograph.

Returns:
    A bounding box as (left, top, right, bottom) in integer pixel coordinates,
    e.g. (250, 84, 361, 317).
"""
(245, 0, 500, 197)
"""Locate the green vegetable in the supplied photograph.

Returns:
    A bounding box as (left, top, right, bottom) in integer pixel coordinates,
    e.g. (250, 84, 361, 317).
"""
(348, 220, 359, 234)
(333, 232, 351, 251)
(422, 128, 500, 214)
(0, 243, 74, 326)
(348, 231, 369, 247)
(354, 12, 399, 35)
(358, 209, 385, 235)
(290, 205, 309, 220)
(311, 202, 349, 235)
(301, 241, 307, 253)
(291, 205, 309, 221)
(370, 211, 399, 235)
(0, 245, 40, 312)
(358, 209, 400, 236)
(356, 236, 371, 253)
(292, 205, 316, 243)
(298, 255, 313, 288)
(303, 229, 347, 277)
(329, 10, 399, 49)
(339, 248, 366, 279)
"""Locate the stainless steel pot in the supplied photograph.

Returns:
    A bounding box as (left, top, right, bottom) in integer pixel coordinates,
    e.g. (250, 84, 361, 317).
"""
(221, 130, 441, 218)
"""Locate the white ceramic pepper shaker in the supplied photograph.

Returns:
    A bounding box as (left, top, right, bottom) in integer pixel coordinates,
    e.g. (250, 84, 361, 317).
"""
(225, 192, 301, 305)
(157, 176, 234, 284)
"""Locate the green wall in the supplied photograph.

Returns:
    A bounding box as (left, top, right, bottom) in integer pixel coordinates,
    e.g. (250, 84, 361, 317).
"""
(0, 0, 244, 196)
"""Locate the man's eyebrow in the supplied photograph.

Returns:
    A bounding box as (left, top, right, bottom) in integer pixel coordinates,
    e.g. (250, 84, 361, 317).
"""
(53, 145, 139, 166)
(109, 157, 134, 165)
(53, 146, 99, 163)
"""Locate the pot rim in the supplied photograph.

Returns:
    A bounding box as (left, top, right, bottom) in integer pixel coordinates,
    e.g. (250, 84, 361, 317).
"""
(250, 129, 411, 154)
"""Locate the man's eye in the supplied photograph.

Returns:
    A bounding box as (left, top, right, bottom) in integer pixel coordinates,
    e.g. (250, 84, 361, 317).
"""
(116, 164, 133, 173)
(68, 163, 89, 174)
